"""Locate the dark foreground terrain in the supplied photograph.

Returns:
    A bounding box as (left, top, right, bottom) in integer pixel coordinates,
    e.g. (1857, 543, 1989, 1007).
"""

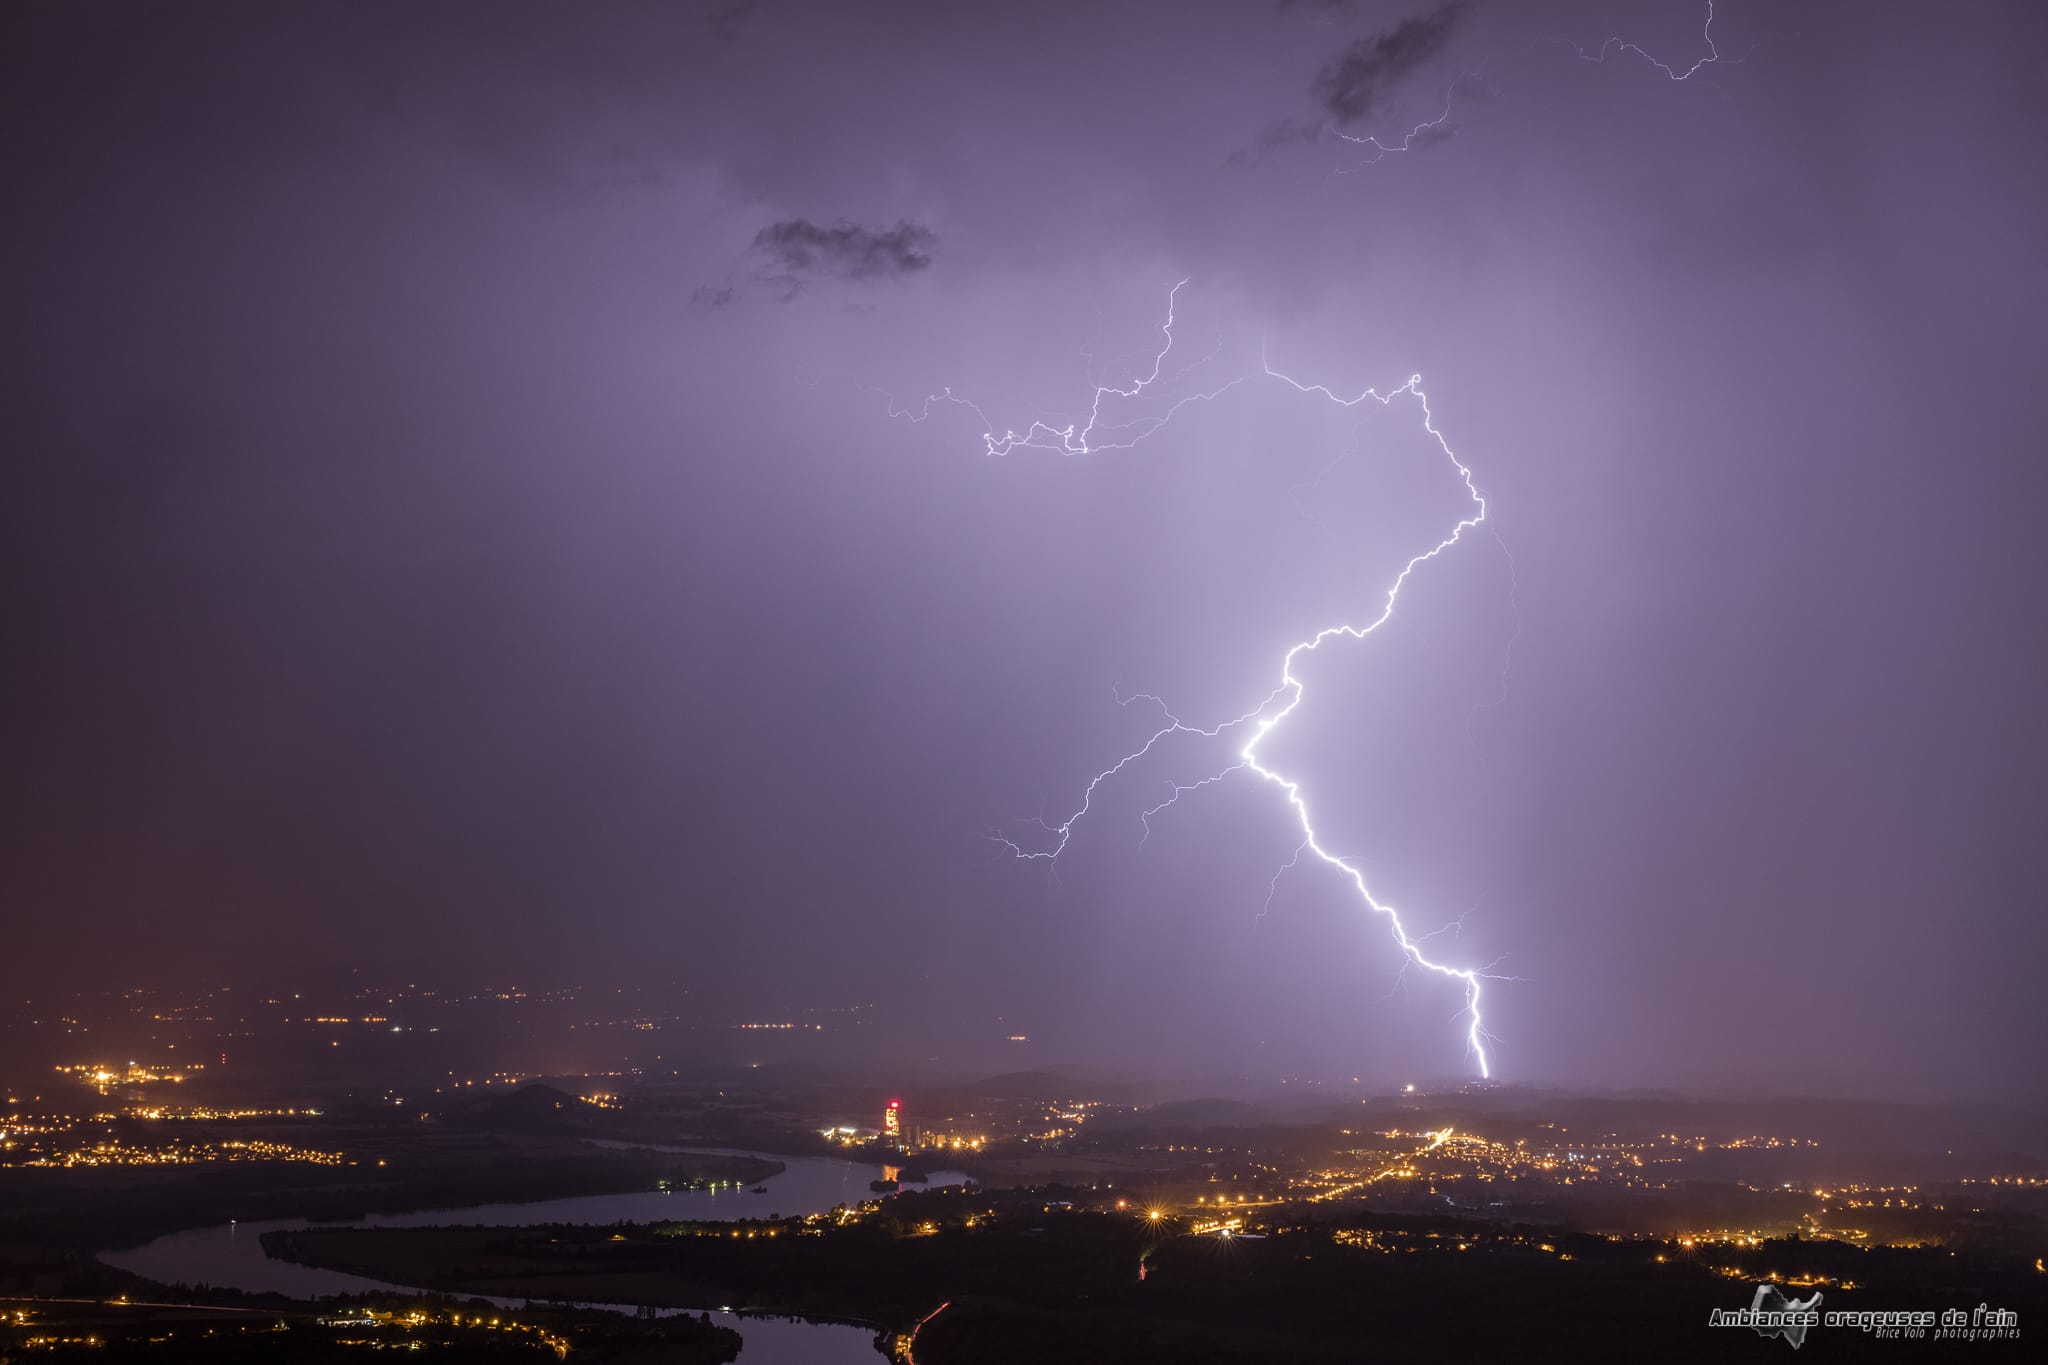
(267, 1191, 2045, 1363)
(5, 1064, 2041, 1361)
(0, 1292, 742, 1363)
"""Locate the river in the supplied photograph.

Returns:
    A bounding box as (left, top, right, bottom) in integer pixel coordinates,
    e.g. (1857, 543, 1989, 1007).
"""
(100, 1145, 968, 1364)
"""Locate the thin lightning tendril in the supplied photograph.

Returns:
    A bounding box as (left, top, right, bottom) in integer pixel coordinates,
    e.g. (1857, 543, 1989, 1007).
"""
(1574, 0, 1725, 81)
(889, 283, 1510, 1078)
(1318, 0, 1730, 171)
(1261, 839, 1312, 923)
(1330, 87, 1459, 164)
(1316, 0, 1729, 176)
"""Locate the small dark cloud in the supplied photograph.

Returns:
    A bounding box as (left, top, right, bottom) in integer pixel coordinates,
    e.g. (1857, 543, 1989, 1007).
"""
(749, 218, 938, 282)
(1312, 5, 1463, 126)
(696, 217, 939, 308)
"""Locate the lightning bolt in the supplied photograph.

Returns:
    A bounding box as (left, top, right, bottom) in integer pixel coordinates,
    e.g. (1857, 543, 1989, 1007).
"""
(888, 284, 1510, 1078)
(1321, 0, 1731, 173)
(1330, 86, 1460, 164)
(880, 281, 1247, 457)
(1573, 0, 1727, 82)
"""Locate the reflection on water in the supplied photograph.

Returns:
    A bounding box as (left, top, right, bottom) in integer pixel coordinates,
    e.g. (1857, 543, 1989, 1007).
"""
(100, 1146, 966, 1364)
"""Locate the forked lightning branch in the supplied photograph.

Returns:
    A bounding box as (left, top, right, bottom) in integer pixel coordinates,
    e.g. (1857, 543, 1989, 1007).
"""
(886, 285, 1510, 1076)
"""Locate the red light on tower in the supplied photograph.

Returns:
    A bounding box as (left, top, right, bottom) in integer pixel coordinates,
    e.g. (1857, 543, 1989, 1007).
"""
(883, 1099, 901, 1140)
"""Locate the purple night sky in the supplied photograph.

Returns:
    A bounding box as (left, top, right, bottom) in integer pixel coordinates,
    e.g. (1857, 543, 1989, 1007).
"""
(6, 1, 2044, 1101)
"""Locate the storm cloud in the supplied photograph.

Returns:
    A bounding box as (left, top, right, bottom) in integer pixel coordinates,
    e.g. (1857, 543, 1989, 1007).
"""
(750, 218, 938, 282)
(1312, 5, 1463, 125)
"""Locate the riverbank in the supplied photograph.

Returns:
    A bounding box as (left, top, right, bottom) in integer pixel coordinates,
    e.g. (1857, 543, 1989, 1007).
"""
(93, 1145, 963, 1364)
(0, 1144, 781, 1261)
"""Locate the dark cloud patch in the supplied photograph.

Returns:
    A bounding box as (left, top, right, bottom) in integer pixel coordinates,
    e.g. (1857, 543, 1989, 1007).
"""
(697, 217, 939, 307)
(1312, 5, 1463, 126)
(749, 217, 938, 282)
(1237, 67, 1482, 165)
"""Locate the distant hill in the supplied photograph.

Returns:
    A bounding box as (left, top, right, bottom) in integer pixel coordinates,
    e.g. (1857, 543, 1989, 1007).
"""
(959, 1070, 1087, 1099)
(443, 1082, 585, 1135)
(1097, 1097, 1272, 1130)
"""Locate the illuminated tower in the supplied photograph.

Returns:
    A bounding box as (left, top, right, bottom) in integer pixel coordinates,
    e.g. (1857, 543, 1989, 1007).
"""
(883, 1098, 901, 1141)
